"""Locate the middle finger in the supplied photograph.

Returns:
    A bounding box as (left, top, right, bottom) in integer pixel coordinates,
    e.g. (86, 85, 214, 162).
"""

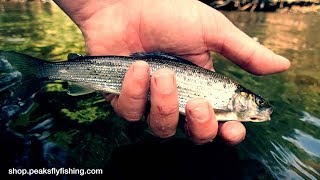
(148, 69, 179, 138)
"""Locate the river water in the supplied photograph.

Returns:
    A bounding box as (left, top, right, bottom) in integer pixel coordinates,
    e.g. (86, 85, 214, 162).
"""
(0, 1, 319, 179)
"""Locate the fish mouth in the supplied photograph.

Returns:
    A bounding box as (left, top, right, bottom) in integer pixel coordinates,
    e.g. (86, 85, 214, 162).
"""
(248, 115, 271, 122)
(265, 107, 273, 115)
(248, 108, 273, 122)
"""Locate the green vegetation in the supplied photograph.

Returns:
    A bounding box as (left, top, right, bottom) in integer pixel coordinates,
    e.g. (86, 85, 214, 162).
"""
(61, 107, 110, 124)
(0, 2, 319, 179)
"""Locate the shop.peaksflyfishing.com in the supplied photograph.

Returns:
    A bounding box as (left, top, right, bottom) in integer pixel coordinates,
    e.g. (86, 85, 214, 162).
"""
(8, 167, 103, 176)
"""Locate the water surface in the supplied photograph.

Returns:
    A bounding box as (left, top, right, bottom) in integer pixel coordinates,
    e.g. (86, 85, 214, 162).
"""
(0, 2, 319, 179)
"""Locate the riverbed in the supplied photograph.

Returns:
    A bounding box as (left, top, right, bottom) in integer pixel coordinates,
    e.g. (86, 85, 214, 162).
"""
(0, 1, 319, 179)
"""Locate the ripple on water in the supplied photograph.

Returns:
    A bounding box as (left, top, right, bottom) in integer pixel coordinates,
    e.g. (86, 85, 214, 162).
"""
(283, 129, 320, 158)
(300, 111, 320, 128)
(269, 142, 319, 180)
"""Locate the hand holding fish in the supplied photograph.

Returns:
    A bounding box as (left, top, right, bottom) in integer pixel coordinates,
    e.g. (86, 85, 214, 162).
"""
(53, 0, 290, 145)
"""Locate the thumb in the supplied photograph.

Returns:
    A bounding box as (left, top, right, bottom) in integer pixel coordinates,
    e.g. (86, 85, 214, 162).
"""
(199, 5, 290, 75)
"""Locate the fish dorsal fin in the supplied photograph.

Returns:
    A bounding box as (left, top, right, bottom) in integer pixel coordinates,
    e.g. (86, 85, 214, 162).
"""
(67, 53, 84, 61)
(130, 52, 180, 60)
(67, 82, 95, 96)
(130, 52, 198, 66)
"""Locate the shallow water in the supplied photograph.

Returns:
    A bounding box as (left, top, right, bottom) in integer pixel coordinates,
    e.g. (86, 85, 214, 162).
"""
(219, 11, 320, 179)
(0, 1, 319, 179)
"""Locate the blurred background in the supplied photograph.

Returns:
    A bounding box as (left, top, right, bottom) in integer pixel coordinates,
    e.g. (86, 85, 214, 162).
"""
(0, 0, 319, 179)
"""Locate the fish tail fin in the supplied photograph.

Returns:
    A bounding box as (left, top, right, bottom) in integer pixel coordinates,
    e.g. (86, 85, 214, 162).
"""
(0, 51, 45, 76)
(0, 51, 46, 100)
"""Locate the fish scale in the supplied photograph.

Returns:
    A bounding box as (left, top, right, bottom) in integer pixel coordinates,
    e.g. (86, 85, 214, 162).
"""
(41, 57, 238, 114)
(0, 51, 272, 122)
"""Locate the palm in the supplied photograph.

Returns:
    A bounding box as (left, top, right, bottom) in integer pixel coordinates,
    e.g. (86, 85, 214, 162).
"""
(57, 0, 289, 75)
(80, 0, 227, 69)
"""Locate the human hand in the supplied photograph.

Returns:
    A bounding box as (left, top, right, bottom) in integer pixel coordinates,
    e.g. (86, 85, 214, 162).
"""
(54, 0, 290, 145)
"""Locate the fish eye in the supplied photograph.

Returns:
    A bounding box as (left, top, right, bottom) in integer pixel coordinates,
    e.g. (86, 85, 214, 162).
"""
(255, 97, 265, 106)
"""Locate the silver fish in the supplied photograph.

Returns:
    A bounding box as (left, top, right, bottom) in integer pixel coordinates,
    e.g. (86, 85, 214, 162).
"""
(0, 51, 272, 122)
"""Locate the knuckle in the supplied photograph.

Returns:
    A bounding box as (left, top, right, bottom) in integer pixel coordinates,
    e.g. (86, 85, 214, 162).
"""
(190, 131, 217, 145)
(192, 138, 212, 145)
(155, 104, 178, 117)
(130, 77, 149, 91)
(147, 112, 178, 138)
(195, 132, 216, 141)
(110, 97, 143, 122)
(148, 121, 176, 138)
(186, 122, 217, 144)
(121, 111, 143, 122)
(122, 84, 148, 102)
(153, 128, 176, 138)
(126, 92, 147, 102)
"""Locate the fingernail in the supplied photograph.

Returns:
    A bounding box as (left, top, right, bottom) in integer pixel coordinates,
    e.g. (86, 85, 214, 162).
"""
(154, 70, 175, 94)
(189, 101, 210, 122)
(281, 56, 291, 68)
(133, 61, 149, 78)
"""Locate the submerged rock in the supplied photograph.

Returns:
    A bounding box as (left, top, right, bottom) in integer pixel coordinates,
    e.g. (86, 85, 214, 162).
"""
(0, 104, 20, 121)
(42, 141, 70, 168)
(28, 118, 54, 133)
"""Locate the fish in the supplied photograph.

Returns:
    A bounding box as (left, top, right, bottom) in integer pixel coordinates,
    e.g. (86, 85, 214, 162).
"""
(0, 51, 272, 122)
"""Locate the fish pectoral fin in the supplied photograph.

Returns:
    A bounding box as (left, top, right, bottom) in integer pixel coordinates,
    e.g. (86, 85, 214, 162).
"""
(67, 82, 95, 96)
(67, 53, 84, 60)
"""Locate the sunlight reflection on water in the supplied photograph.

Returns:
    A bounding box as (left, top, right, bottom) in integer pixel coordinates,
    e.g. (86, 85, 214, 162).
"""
(283, 129, 320, 158)
(1, 2, 320, 179)
(269, 141, 319, 179)
(300, 111, 320, 128)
